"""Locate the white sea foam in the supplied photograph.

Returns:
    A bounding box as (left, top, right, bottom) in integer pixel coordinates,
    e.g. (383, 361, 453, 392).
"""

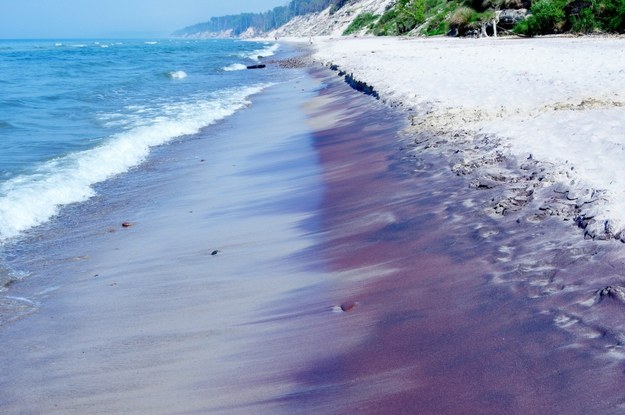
(0, 84, 271, 242)
(242, 43, 280, 61)
(223, 63, 247, 72)
(144, 41, 158, 45)
(168, 70, 187, 79)
(259, 43, 280, 58)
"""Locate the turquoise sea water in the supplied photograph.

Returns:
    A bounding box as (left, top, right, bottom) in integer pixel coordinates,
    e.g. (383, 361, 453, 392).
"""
(0, 38, 280, 243)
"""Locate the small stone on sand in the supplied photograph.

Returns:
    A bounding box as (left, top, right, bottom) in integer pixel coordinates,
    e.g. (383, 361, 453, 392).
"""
(340, 302, 357, 312)
(332, 302, 358, 313)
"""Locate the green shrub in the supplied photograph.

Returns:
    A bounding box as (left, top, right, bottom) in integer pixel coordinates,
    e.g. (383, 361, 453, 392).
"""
(595, 0, 625, 32)
(414, 0, 457, 35)
(514, 0, 567, 35)
(343, 12, 379, 34)
(397, 0, 427, 24)
(371, 0, 427, 35)
(447, 6, 478, 35)
(372, 9, 400, 35)
(348, 0, 625, 36)
(449, 5, 478, 27)
(425, 0, 444, 9)
(571, 6, 598, 31)
(423, 10, 452, 34)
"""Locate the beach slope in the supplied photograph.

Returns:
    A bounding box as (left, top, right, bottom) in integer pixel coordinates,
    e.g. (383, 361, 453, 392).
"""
(313, 36, 625, 241)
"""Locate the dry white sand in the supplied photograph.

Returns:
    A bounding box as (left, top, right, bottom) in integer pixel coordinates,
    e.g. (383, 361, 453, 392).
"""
(310, 36, 625, 240)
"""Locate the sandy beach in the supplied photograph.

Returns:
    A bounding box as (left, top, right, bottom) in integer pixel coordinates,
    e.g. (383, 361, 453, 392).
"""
(2, 38, 625, 414)
(312, 36, 625, 241)
(290, 66, 625, 414)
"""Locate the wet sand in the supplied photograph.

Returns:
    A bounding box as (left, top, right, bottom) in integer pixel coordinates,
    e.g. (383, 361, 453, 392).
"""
(284, 68, 625, 414)
(1, 63, 625, 414)
(0, 69, 333, 414)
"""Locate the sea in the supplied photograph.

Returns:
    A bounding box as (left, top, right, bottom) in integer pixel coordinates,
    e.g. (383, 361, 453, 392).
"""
(0, 38, 284, 315)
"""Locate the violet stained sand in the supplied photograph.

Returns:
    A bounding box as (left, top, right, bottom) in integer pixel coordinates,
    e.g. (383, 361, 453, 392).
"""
(279, 68, 625, 414)
(0, 59, 625, 414)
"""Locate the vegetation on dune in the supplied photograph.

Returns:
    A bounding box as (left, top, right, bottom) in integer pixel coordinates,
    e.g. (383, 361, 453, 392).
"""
(422, 0, 460, 35)
(513, 0, 625, 35)
(371, 0, 427, 35)
(366, 0, 496, 36)
(343, 12, 380, 34)
(369, 0, 625, 37)
(514, 0, 567, 35)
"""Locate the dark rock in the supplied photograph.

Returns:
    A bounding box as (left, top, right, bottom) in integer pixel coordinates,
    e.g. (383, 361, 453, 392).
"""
(340, 301, 357, 312)
(344, 73, 379, 99)
(575, 216, 590, 229)
(498, 9, 528, 29)
(595, 286, 625, 303)
(566, 0, 592, 16)
(470, 177, 498, 190)
(246, 64, 266, 69)
(463, 28, 481, 38)
(2, 278, 16, 289)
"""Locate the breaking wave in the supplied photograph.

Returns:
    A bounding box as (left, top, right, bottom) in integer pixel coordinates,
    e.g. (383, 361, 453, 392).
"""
(0, 83, 271, 242)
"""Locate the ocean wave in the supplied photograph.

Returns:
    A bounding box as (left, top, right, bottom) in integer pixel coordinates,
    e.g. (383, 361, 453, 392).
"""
(223, 63, 247, 72)
(0, 83, 271, 242)
(243, 43, 280, 62)
(167, 70, 187, 79)
(250, 43, 280, 60)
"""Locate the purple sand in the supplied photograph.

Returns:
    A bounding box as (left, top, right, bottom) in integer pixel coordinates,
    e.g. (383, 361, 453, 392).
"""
(280, 68, 625, 414)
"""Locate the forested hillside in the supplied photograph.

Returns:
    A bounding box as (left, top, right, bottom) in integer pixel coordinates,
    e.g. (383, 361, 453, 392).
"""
(173, 0, 352, 37)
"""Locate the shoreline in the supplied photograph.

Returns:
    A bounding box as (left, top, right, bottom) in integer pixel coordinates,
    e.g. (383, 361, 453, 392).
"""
(306, 35, 625, 242)
(2, 40, 625, 414)
(0, 65, 336, 414)
(288, 65, 625, 413)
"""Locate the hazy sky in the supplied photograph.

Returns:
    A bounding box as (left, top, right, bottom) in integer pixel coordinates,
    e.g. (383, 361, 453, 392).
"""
(0, 0, 287, 38)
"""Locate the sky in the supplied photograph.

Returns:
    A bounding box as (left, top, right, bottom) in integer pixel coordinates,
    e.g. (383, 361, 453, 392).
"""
(0, 0, 288, 39)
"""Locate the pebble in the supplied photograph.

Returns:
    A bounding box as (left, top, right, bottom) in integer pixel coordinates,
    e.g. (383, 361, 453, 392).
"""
(332, 301, 358, 313)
